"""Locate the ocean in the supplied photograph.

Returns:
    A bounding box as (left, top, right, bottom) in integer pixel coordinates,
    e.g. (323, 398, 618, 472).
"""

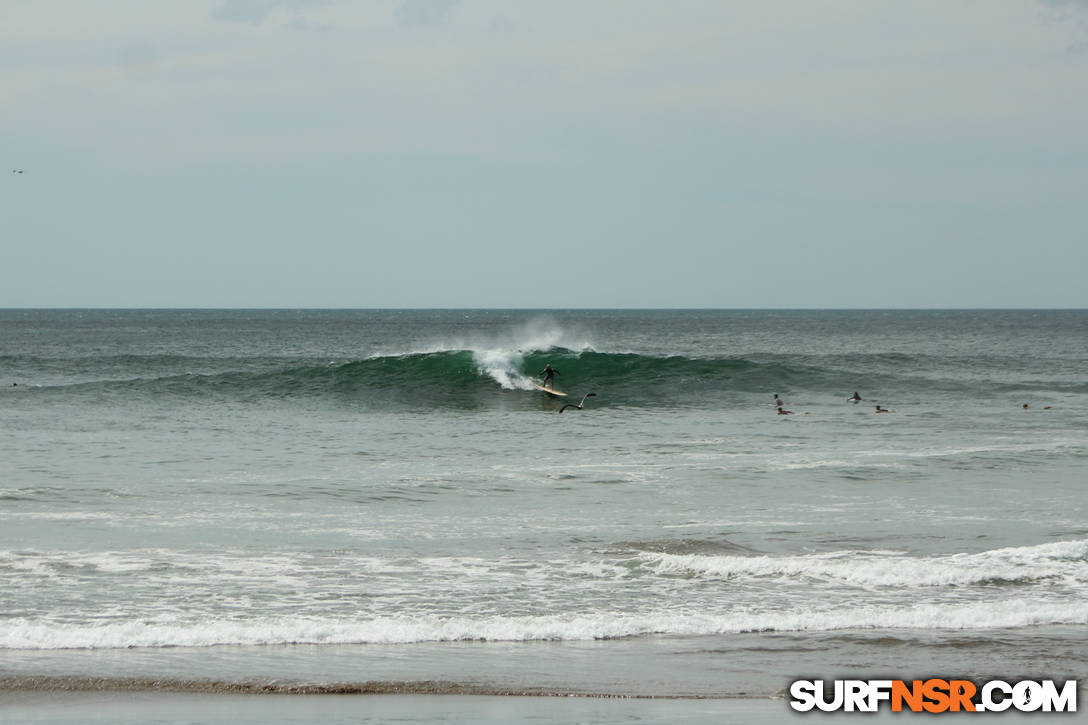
(1, 309, 1086, 722)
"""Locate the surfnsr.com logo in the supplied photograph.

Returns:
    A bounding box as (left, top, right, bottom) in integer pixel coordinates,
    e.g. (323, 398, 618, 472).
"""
(789, 679, 1077, 713)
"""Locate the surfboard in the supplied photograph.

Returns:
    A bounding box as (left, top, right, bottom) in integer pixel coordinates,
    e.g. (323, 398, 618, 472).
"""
(535, 385, 568, 397)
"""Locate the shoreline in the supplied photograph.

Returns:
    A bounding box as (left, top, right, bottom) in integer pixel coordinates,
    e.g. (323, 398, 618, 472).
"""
(0, 674, 763, 699)
(0, 688, 1048, 724)
(0, 690, 827, 725)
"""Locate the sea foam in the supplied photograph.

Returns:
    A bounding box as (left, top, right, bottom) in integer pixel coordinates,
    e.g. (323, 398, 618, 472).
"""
(640, 539, 1088, 589)
(5, 595, 1088, 650)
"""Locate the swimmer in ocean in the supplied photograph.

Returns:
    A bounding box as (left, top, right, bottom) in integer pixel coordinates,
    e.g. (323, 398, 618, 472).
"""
(777, 407, 793, 415)
(875, 405, 890, 413)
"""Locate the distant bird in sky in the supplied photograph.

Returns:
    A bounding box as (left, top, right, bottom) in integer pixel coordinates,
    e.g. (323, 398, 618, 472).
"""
(559, 393, 597, 413)
(12, 169, 23, 173)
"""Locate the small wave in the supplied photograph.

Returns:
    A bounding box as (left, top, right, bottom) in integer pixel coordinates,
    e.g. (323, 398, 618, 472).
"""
(5, 595, 1088, 650)
(638, 539, 1088, 589)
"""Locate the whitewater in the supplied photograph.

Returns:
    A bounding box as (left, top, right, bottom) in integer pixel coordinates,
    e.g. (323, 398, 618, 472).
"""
(1, 309, 1086, 701)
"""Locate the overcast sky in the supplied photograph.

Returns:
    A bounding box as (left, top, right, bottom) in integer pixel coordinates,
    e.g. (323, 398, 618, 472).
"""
(3, 0, 1087, 308)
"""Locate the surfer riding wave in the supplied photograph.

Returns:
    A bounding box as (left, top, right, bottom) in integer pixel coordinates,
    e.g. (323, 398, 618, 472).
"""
(539, 363, 561, 390)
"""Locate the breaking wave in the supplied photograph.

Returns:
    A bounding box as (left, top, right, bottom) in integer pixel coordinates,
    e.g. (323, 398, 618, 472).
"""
(11, 348, 1084, 410)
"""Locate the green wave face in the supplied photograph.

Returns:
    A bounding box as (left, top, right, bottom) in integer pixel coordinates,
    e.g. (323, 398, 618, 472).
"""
(20, 346, 1084, 412)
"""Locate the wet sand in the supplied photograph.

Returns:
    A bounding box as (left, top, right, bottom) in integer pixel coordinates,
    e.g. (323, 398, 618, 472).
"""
(0, 684, 1047, 724)
(0, 689, 789, 725)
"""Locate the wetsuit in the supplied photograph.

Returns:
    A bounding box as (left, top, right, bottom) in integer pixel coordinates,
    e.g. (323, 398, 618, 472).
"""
(540, 367, 560, 387)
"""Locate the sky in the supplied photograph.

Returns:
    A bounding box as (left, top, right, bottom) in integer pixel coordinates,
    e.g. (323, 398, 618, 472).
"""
(2, 0, 1087, 308)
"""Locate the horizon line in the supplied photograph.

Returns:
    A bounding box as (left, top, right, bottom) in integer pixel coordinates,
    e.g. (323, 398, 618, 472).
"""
(1, 306, 1085, 312)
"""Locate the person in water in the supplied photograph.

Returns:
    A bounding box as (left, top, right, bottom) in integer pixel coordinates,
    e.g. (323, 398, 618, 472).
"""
(539, 363, 561, 389)
(848, 392, 862, 402)
(777, 407, 793, 415)
(875, 405, 890, 413)
(774, 393, 784, 407)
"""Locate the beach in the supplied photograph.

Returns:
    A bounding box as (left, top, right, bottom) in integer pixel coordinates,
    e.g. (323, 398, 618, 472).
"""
(0, 690, 802, 725)
(0, 689, 1061, 724)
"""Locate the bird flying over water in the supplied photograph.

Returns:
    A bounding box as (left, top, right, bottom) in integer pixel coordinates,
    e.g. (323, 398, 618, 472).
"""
(559, 393, 597, 413)
(12, 169, 24, 173)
